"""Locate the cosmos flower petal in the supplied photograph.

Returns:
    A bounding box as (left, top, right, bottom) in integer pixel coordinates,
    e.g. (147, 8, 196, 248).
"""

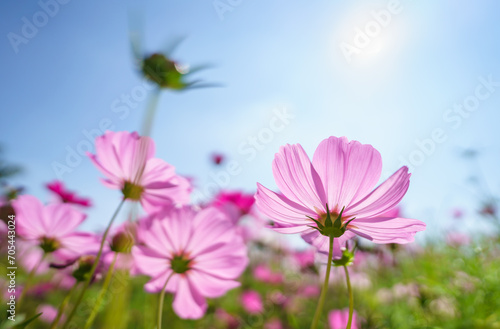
(173, 278, 207, 320)
(132, 246, 171, 279)
(312, 136, 382, 208)
(140, 158, 176, 187)
(159, 207, 195, 253)
(56, 232, 100, 257)
(120, 134, 155, 180)
(88, 154, 122, 188)
(189, 207, 237, 256)
(272, 144, 327, 211)
(188, 269, 240, 298)
(43, 203, 86, 236)
(193, 243, 248, 280)
(255, 183, 316, 225)
(93, 132, 127, 179)
(271, 223, 311, 234)
(349, 216, 425, 243)
(139, 218, 176, 256)
(12, 195, 47, 239)
(144, 270, 178, 293)
(351, 216, 426, 231)
(141, 176, 191, 212)
(347, 166, 411, 218)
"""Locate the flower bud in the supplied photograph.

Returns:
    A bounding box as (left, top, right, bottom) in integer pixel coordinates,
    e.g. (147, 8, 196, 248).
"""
(142, 53, 186, 89)
(110, 231, 135, 253)
(72, 256, 96, 282)
(332, 248, 355, 267)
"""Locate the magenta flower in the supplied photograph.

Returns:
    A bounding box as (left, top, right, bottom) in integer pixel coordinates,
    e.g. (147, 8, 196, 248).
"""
(253, 264, 283, 284)
(214, 308, 239, 329)
(37, 304, 61, 323)
(446, 232, 471, 247)
(264, 318, 284, 329)
(215, 190, 255, 215)
(211, 152, 225, 165)
(12, 195, 98, 259)
(240, 290, 264, 314)
(255, 136, 426, 256)
(298, 284, 320, 298)
(329, 309, 358, 329)
(87, 131, 191, 213)
(451, 208, 464, 219)
(132, 206, 248, 319)
(293, 248, 316, 270)
(46, 180, 92, 207)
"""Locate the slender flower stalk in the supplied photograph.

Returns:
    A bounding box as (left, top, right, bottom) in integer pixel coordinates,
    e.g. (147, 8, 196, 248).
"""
(343, 265, 354, 329)
(141, 87, 161, 137)
(49, 283, 78, 329)
(157, 272, 174, 329)
(83, 252, 119, 329)
(61, 199, 125, 329)
(310, 235, 334, 329)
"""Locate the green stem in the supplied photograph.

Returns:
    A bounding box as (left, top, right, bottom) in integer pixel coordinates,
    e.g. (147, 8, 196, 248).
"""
(83, 252, 119, 329)
(310, 235, 334, 329)
(19, 253, 46, 307)
(157, 272, 174, 329)
(343, 265, 354, 329)
(49, 283, 78, 329)
(61, 199, 125, 329)
(141, 88, 161, 137)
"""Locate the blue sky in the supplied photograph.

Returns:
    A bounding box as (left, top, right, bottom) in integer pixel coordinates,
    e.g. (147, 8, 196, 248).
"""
(1, 0, 499, 242)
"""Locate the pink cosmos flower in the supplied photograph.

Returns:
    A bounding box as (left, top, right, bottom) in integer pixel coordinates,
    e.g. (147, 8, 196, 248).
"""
(213, 190, 257, 226)
(253, 264, 283, 284)
(240, 290, 264, 314)
(87, 131, 191, 213)
(329, 309, 358, 329)
(451, 208, 464, 219)
(211, 153, 225, 165)
(37, 304, 64, 323)
(132, 206, 248, 319)
(479, 203, 496, 217)
(12, 195, 98, 259)
(298, 284, 320, 298)
(446, 232, 471, 247)
(214, 308, 239, 329)
(215, 191, 255, 216)
(46, 180, 92, 207)
(293, 248, 316, 270)
(255, 136, 426, 257)
(264, 318, 283, 329)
